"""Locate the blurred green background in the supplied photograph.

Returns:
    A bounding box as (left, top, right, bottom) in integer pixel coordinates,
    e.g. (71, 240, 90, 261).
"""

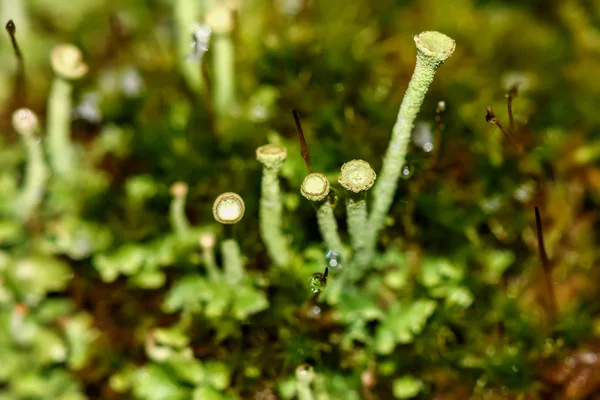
(1, 0, 599, 399)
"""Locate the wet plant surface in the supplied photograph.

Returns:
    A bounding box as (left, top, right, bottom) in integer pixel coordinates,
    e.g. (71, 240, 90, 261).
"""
(1, 1, 600, 399)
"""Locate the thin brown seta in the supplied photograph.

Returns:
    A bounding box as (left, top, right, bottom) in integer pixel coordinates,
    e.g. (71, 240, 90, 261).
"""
(506, 84, 519, 136)
(5, 20, 26, 106)
(486, 106, 523, 153)
(534, 206, 557, 319)
(430, 100, 446, 171)
(293, 109, 313, 173)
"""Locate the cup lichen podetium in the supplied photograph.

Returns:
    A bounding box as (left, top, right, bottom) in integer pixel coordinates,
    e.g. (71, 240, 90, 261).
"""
(301, 173, 345, 259)
(12, 108, 49, 221)
(365, 31, 455, 267)
(169, 182, 190, 238)
(206, 3, 235, 118)
(338, 159, 376, 264)
(213, 192, 245, 283)
(47, 44, 88, 178)
(256, 144, 289, 267)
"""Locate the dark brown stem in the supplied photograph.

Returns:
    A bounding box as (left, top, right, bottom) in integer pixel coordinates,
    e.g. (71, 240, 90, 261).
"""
(5, 20, 22, 60)
(486, 107, 523, 153)
(430, 100, 446, 171)
(5, 20, 25, 106)
(534, 206, 557, 318)
(506, 84, 519, 136)
(292, 109, 313, 173)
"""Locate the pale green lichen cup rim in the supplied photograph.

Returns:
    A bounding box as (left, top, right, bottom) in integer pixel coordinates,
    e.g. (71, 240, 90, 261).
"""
(213, 192, 245, 224)
(12, 108, 39, 136)
(338, 159, 376, 193)
(169, 182, 188, 198)
(301, 173, 330, 202)
(51, 43, 89, 80)
(414, 31, 456, 62)
(256, 144, 287, 166)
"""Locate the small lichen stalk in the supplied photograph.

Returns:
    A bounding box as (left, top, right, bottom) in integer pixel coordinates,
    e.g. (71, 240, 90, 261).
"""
(295, 364, 316, 400)
(256, 144, 289, 266)
(213, 192, 245, 284)
(47, 44, 88, 177)
(12, 108, 49, 221)
(338, 160, 376, 265)
(206, 4, 235, 117)
(169, 182, 190, 238)
(301, 173, 345, 258)
(199, 232, 220, 280)
(366, 31, 455, 264)
(174, 0, 204, 93)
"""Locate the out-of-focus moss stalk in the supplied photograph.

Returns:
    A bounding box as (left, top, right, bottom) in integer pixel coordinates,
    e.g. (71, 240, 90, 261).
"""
(199, 232, 220, 280)
(295, 364, 316, 400)
(174, 0, 204, 92)
(169, 182, 190, 238)
(206, 4, 235, 117)
(338, 160, 376, 265)
(47, 44, 88, 177)
(12, 108, 48, 221)
(213, 192, 245, 284)
(366, 31, 455, 263)
(256, 144, 289, 266)
(301, 173, 345, 258)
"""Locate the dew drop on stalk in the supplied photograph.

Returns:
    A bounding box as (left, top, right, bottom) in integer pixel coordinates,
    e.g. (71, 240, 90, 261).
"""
(325, 249, 341, 269)
(295, 363, 315, 383)
(413, 122, 433, 152)
(401, 165, 413, 179)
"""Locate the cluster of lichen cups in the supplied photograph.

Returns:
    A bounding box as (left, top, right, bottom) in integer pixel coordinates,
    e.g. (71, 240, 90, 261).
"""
(12, 31, 455, 296)
(255, 31, 456, 288)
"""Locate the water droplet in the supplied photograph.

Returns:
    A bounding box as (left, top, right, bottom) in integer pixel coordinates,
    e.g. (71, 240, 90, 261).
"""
(311, 305, 321, 316)
(295, 363, 315, 383)
(401, 165, 413, 179)
(74, 93, 102, 123)
(250, 105, 266, 121)
(187, 23, 211, 63)
(121, 67, 144, 97)
(413, 122, 433, 151)
(325, 250, 342, 269)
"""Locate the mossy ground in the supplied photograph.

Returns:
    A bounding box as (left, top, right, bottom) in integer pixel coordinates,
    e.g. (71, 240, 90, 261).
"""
(1, 0, 599, 399)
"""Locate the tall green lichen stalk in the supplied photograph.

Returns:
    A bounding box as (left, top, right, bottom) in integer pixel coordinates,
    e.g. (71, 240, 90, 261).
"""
(301, 173, 345, 258)
(174, 0, 204, 93)
(12, 108, 49, 221)
(256, 144, 289, 266)
(366, 31, 455, 264)
(47, 44, 88, 177)
(213, 192, 245, 284)
(169, 182, 190, 238)
(338, 160, 376, 264)
(206, 4, 235, 117)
